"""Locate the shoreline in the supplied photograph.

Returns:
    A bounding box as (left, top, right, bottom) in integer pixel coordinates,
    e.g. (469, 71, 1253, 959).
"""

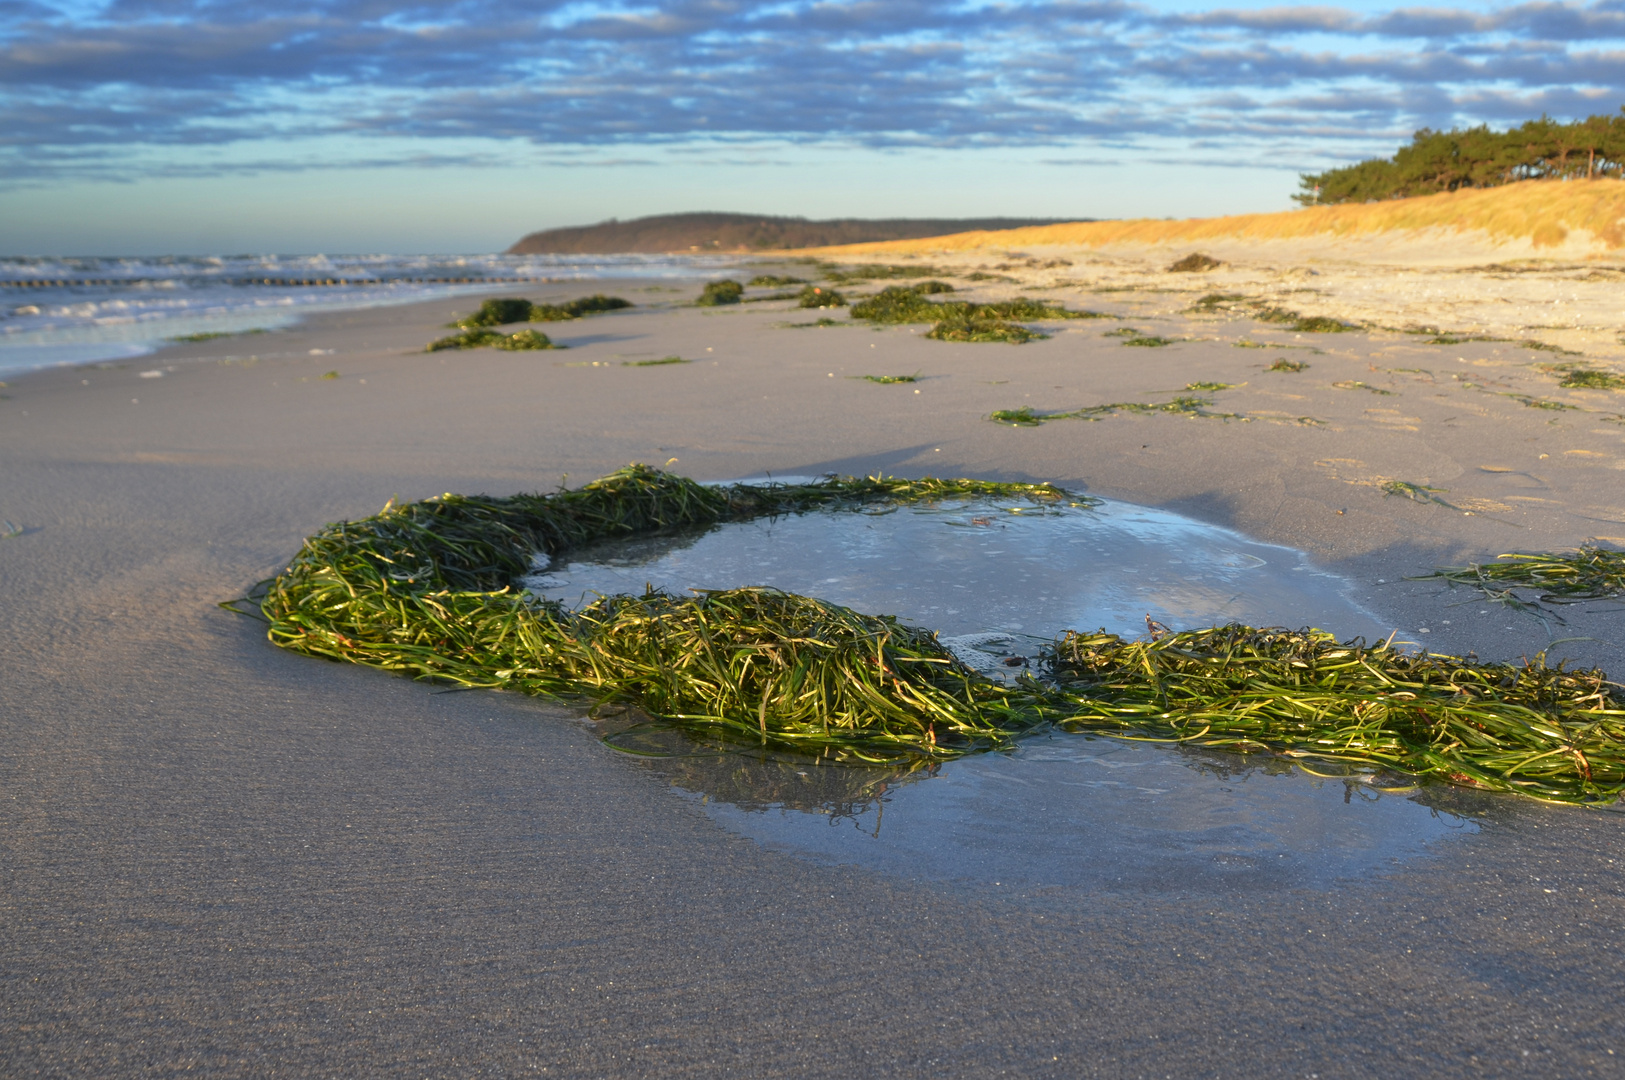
(5, 254, 1625, 1076)
(0, 254, 748, 380)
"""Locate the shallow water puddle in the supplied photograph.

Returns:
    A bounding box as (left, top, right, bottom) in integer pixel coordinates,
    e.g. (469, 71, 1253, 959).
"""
(527, 494, 1481, 891)
(528, 492, 1390, 672)
(685, 739, 1477, 894)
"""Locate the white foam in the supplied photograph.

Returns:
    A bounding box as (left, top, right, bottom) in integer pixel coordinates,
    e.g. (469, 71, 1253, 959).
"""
(0, 252, 738, 376)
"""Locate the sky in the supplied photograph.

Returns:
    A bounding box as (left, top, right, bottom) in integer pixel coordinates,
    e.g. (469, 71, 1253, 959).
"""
(1, 0, 1622, 254)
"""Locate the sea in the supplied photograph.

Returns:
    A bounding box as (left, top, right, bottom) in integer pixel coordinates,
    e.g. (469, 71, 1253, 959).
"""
(0, 252, 739, 379)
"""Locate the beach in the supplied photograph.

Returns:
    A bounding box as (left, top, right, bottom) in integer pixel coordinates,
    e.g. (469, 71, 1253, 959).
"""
(4, 257, 1625, 1075)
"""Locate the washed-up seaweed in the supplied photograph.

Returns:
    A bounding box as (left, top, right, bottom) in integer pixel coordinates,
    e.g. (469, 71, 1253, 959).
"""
(798, 285, 846, 308)
(243, 466, 1625, 803)
(1416, 546, 1625, 610)
(990, 396, 1237, 425)
(453, 295, 630, 328)
(697, 280, 744, 306)
(1045, 624, 1625, 803)
(850, 286, 1099, 325)
(426, 328, 561, 352)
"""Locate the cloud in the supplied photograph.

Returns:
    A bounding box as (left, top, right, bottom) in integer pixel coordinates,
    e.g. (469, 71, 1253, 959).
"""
(0, 0, 1621, 181)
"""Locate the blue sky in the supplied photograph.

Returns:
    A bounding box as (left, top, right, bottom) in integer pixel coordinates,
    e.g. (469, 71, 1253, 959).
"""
(2, 0, 1621, 254)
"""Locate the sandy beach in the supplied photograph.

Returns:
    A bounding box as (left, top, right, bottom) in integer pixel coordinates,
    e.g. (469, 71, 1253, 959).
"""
(4, 256, 1625, 1075)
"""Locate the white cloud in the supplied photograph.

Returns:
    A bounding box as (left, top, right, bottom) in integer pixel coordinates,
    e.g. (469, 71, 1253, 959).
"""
(0, 0, 1620, 182)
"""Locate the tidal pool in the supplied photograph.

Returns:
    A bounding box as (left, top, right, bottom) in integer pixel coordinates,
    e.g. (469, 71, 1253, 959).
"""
(526, 490, 1483, 892)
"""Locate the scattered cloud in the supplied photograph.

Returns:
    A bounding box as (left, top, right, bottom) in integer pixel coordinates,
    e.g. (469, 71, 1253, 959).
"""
(1, 0, 1621, 180)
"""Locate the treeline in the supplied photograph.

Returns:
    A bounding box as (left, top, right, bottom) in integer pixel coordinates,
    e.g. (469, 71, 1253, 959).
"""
(1296, 110, 1625, 205)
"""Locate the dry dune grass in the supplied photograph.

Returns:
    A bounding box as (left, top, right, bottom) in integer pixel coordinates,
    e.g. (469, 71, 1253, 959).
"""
(806, 179, 1625, 255)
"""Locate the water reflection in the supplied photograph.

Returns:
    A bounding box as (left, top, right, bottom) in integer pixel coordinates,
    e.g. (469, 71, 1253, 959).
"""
(525, 495, 1389, 644)
(622, 727, 1483, 894)
(540, 495, 1479, 892)
(593, 713, 934, 824)
(587, 705, 1483, 895)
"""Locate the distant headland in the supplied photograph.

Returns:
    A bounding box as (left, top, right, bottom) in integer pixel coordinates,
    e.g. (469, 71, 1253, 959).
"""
(505, 212, 1079, 254)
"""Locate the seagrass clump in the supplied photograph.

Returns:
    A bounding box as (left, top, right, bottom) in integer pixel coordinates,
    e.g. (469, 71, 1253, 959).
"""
(849, 286, 1097, 326)
(697, 280, 744, 306)
(452, 295, 631, 329)
(847, 285, 947, 322)
(1256, 307, 1354, 333)
(531, 294, 633, 321)
(1417, 546, 1625, 609)
(1292, 316, 1355, 333)
(426, 328, 561, 352)
(253, 467, 1077, 763)
(494, 330, 557, 350)
(1550, 366, 1625, 390)
(798, 285, 846, 308)
(926, 316, 1042, 343)
(970, 298, 1091, 320)
(848, 286, 1098, 343)
(427, 328, 499, 351)
(1167, 253, 1221, 273)
(248, 466, 1625, 803)
(456, 297, 536, 327)
(1044, 625, 1625, 802)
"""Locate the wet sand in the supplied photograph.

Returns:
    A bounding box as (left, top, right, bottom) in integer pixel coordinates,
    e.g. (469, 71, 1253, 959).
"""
(3, 271, 1624, 1076)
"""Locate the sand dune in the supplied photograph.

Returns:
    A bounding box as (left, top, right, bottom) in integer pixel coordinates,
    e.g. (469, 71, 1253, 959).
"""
(808, 179, 1625, 263)
(796, 181, 1625, 359)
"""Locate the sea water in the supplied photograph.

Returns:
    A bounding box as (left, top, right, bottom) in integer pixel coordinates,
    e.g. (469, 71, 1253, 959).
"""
(527, 492, 1483, 893)
(0, 252, 735, 377)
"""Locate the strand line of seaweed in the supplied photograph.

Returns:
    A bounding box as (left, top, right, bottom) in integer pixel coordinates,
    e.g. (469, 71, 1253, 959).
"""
(229, 466, 1625, 805)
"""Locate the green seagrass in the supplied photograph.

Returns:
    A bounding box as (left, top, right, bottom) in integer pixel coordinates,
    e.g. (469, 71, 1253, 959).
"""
(243, 466, 1625, 804)
(1415, 546, 1625, 611)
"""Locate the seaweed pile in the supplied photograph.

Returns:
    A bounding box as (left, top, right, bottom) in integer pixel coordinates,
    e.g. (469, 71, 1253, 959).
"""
(849, 285, 1103, 344)
(1167, 253, 1221, 272)
(454, 297, 537, 327)
(697, 280, 744, 306)
(926, 315, 1042, 344)
(244, 467, 1625, 803)
(1050, 625, 1624, 799)
(453, 295, 631, 328)
(428, 294, 631, 350)
(798, 285, 846, 308)
(1539, 364, 1625, 390)
(427, 328, 560, 352)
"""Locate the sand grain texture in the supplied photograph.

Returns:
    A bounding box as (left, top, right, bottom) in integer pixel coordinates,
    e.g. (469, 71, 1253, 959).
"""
(3, 274, 1625, 1077)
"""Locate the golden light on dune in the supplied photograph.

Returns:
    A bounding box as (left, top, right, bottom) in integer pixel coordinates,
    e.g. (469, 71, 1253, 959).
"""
(804, 179, 1625, 255)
